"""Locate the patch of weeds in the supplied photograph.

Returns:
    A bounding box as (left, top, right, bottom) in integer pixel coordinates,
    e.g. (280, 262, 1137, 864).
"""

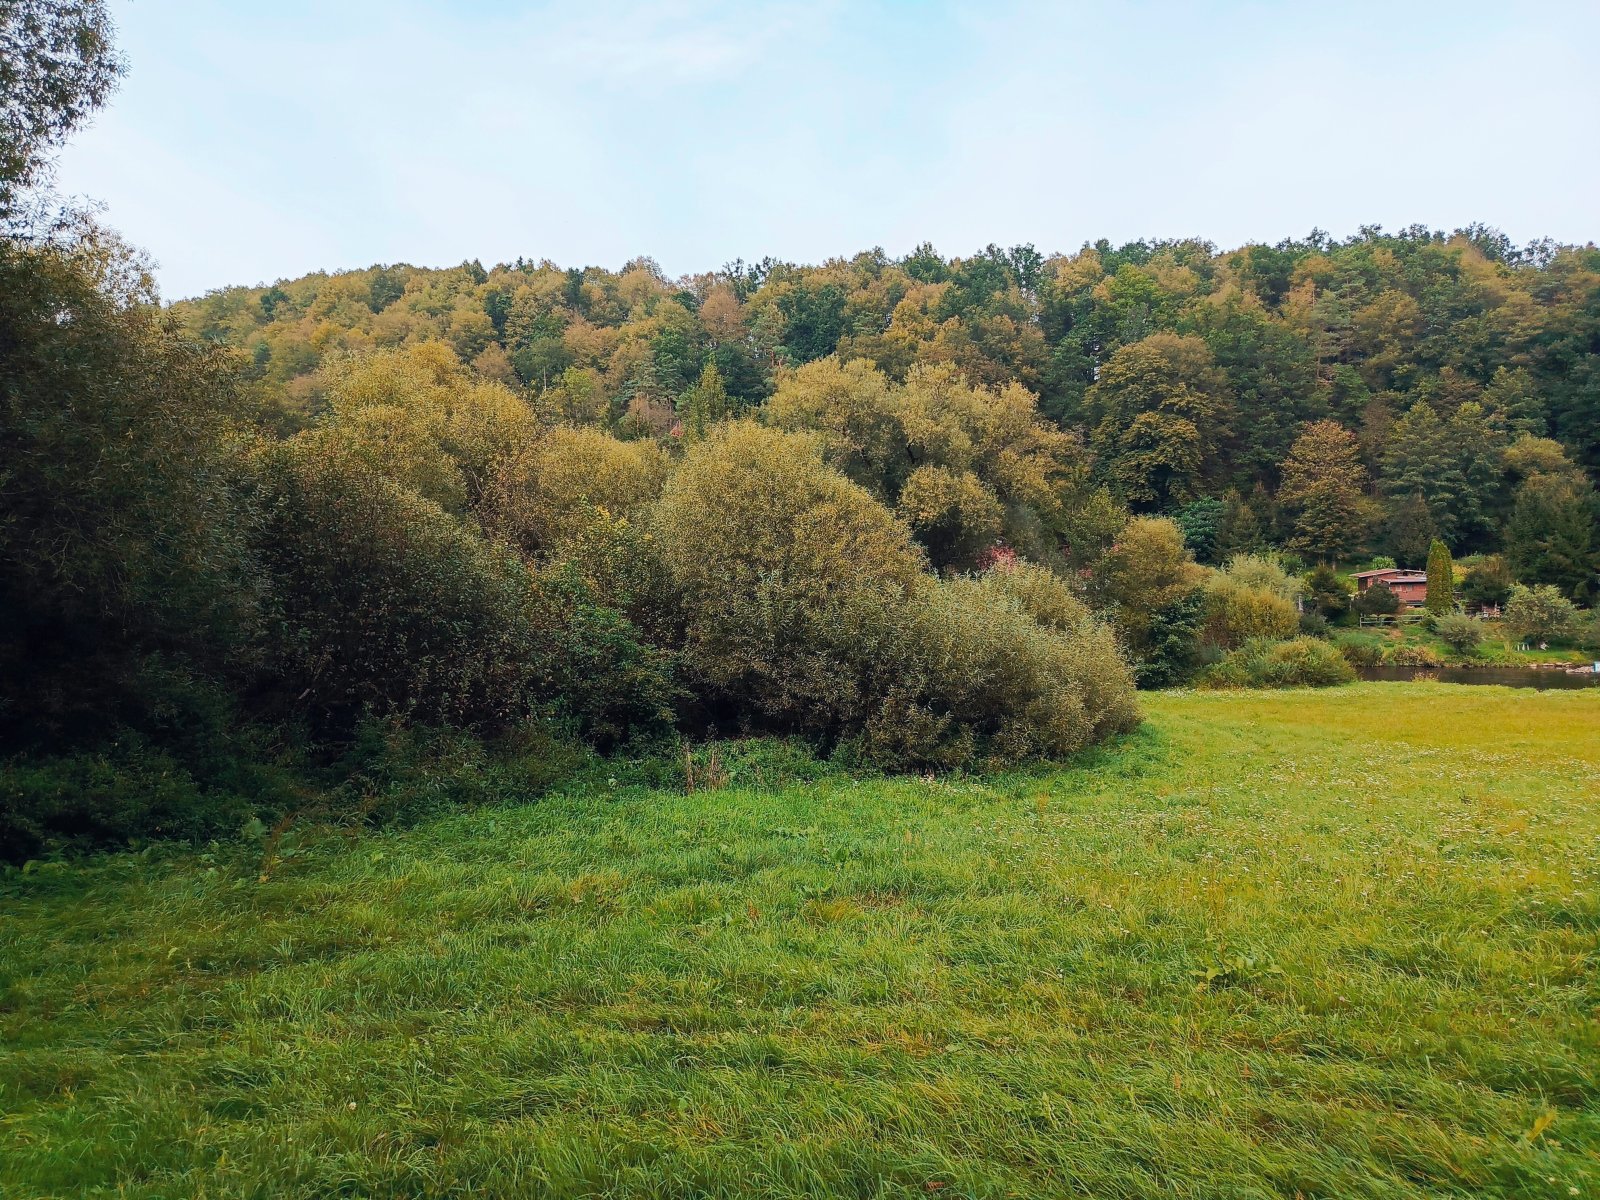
(1191, 941, 1286, 990)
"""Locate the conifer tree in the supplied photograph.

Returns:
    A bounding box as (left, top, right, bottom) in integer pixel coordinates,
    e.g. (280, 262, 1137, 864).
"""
(1424, 539, 1455, 614)
(1381, 403, 1462, 543)
(1384, 492, 1437, 565)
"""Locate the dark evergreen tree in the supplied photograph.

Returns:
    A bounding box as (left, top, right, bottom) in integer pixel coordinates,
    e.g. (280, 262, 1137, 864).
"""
(1425, 539, 1455, 614)
(1173, 497, 1226, 564)
(1133, 590, 1206, 689)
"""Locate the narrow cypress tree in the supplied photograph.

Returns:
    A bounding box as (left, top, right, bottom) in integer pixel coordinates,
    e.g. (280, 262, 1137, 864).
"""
(1425, 539, 1455, 614)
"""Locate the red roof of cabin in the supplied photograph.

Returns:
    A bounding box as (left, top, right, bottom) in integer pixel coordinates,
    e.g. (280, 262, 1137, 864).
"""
(1352, 568, 1425, 580)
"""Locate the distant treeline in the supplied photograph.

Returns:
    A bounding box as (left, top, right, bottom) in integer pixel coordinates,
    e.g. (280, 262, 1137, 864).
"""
(180, 227, 1599, 583)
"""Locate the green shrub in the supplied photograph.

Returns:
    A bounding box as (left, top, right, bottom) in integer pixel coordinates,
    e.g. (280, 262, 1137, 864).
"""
(1302, 564, 1353, 620)
(652, 422, 924, 737)
(1353, 580, 1401, 617)
(896, 464, 1004, 571)
(1579, 613, 1600, 655)
(1221, 554, 1304, 603)
(327, 719, 589, 827)
(254, 441, 673, 743)
(0, 740, 264, 862)
(973, 561, 1090, 632)
(1433, 613, 1484, 654)
(528, 569, 680, 751)
(534, 503, 683, 646)
(1201, 573, 1300, 650)
(1503, 583, 1580, 642)
(1087, 516, 1204, 657)
(1460, 555, 1514, 610)
(1173, 497, 1226, 564)
(0, 238, 258, 745)
(652, 424, 1139, 767)
(1334, 633, 1383, 667)
(1382, 642, 1444, 667)
(1133, 590, 1207, 689)
(1200, 637, 1355, 689)
(486, 425, 668, 557)
(309, 343, 539, 512)
(254, 441, 550, 729)
(856, 577, 1138, 769)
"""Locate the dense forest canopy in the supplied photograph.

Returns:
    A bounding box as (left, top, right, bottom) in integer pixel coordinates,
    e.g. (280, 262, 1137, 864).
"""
(178, 226, 1600, 577)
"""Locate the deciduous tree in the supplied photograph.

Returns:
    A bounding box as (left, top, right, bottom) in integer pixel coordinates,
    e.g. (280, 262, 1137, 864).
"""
(1, 0, 123, 221)
(1083, 333, 1233, 509)
(1278, 420, 1369, 560)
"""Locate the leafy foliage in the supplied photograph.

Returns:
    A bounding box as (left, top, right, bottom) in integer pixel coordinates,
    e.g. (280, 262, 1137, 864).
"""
(1460, 555, 1514, 610)
(1354, 580, 1401, 617)
(651, 422, 926, 740)
(1303, 564, 1353, 619)
(1200, 637, 1356, 689)
(1172, 496, 1225, 564)
(168, 226, 1600, 587)
(1503, 583, 1580, 642)
(765, 357, 1095, 567)
(1201, 561, 1301, 652)
(252, 439, 671, 741)
(484, 424, 667, 557)
(1086, 516, 1204, 660)
(1133, 589, 1207, 689)
(0, 0, 123, 222)
(1279, 420, 1369, 560)
(0, 236, 257, 744)
(649, 424, 1138, 765)
(1433, 613, 1484, 654)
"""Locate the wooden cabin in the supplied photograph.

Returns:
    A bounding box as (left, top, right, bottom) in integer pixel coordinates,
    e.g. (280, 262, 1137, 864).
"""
(1352, 567, 1427, 607)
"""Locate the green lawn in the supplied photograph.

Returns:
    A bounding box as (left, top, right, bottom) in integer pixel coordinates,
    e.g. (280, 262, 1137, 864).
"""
(4, 685, 1598, 1198)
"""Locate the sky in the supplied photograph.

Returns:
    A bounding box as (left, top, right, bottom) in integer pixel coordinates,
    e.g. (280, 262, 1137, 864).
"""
(52, 0, 1600, 300)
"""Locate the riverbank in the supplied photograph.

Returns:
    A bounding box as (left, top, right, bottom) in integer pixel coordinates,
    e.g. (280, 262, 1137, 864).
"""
(1355, 663, 1600, 688)
(1334, 616, 1593, 670)
(3, 685, 1597, 1198)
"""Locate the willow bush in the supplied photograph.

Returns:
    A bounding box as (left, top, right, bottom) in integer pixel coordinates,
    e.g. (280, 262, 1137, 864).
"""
(651, 422, 925, 737)
(1201, 637, 1355, 689)
(485, 424, 669, 557)
(1200, 557, 1302, 650)
(650, 422, 1139, 766)
(252, 439, 672, 742)
(858, 575, 1137, 769)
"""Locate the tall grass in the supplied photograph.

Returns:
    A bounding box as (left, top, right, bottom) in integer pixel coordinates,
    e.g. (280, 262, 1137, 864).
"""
(2, 685, 1597, 1198)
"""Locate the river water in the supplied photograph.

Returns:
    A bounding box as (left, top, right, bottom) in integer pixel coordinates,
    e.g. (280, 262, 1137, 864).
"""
(1356, 665, 1600, 689)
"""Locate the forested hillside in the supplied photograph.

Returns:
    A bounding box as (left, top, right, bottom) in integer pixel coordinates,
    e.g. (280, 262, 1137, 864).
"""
(5, 0, 1599, 860)
(179, 229, 1600, 579)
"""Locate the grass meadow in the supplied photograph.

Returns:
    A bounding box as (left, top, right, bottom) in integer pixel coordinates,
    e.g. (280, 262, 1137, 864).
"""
(3, 684, 1598, 1198)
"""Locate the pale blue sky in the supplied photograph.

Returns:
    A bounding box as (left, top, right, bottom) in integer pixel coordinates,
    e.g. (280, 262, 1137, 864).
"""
(55, 0, 1600, 299)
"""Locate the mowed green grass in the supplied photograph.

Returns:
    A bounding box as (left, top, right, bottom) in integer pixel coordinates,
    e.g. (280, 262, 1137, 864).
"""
(3, 685, 1598, 1199)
